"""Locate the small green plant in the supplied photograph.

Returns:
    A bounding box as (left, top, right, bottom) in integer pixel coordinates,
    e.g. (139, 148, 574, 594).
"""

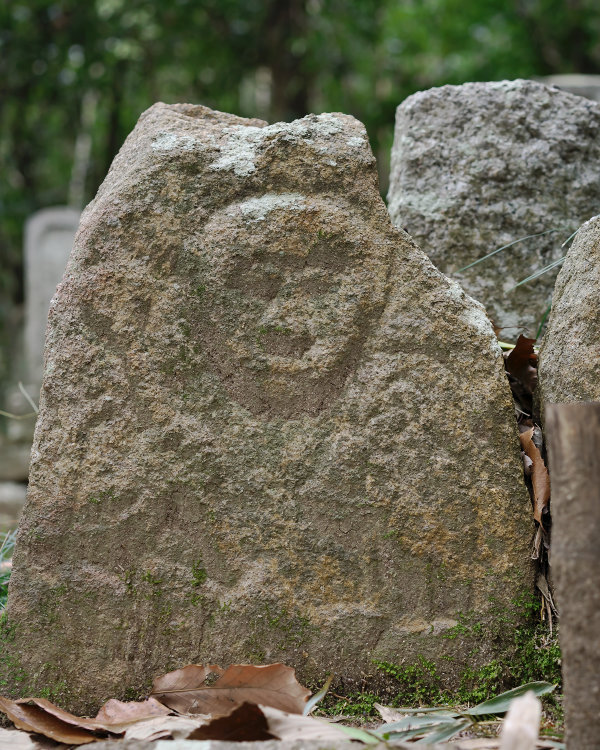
(375, 655, 447, 706)
(0, 530, 16, 610)
(324, 691, 380, 717)
(191, 559, 208, 586)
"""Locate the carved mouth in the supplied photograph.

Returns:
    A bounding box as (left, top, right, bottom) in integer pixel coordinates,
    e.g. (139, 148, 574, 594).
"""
(257, 331, 313, 358)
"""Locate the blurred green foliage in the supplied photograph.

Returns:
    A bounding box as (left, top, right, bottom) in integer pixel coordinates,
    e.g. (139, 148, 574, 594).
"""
(1, 0, 600, 383)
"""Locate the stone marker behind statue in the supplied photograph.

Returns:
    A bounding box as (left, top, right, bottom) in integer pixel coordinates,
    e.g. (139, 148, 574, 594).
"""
(5, 104, 531, 712)
(388, 79, 600, 337)
(25, 206, 80, 386)
(0, 207, 79, 505)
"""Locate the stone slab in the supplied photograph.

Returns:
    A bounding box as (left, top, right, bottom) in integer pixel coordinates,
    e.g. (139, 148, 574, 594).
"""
(388, 79, 600, 337)
(542, 74, 600, 102)
(4, 104, 531, 712)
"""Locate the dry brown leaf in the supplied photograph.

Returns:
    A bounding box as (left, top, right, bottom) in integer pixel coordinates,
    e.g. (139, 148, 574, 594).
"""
(123, 715, 204, 741)
(0, 693, 176, 745)
(260, 704, 358, 741)
(94, 697, 171, 731)
(0, 698, 96, 745)
(151, 663, 310, 716)
(0, 725, 60, 750)
(505, 335, 538, 394)
(519, 427, 551, 525)
(187, 701, 276, 741)
(16, 695, 171, 735)
(374, 702, 406, 723)
(149, 664, 224, 714)
(189, 702, 353, 742)
(16, 699, 99, 732)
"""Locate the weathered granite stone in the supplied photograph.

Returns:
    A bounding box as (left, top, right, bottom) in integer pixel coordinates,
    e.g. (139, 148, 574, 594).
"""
(388, 79, 600, 336)
(5, 104, 531, 711)
(538, 216, 600, 415)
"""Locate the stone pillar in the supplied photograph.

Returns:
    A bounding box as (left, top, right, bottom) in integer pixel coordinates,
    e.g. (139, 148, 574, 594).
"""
(546, 402, 600, 750)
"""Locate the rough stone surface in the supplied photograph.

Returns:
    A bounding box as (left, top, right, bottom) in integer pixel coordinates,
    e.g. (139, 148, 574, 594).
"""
(5, 104, 531, 712)
(538, 215, 600, 416)
(388, 79, 600, 337)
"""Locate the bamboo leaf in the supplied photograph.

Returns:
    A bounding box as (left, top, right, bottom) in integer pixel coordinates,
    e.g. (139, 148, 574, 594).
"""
(465, 682, 556, 716)
(302, 674, 333, 716)
(415, 717, 472, 743)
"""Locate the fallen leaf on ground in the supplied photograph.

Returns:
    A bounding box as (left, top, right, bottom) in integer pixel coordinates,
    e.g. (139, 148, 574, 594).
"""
(123, 715, 204, 741)
(374, 702, 405, 723)
(0, 698, 96, 745)
(0, 725, 60, 750)
(187, 701, 276, 740)
(261, 704, 369, 742)
(186, 701, 365, 743)
(519, 427, 551, 525)
(505, 335, 538, 394)
(151, 662, 310, 715)
(94, 697, 171, 729)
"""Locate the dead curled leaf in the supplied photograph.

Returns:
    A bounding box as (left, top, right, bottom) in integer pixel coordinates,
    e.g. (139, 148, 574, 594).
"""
(0, 662, 311, 745)
(0, 695, 173, 745)
(519, 427, 551, 526)
(150, 662, 310, 716)
(188, 702, 354, 742)
(505, 335, 538, 395)
(123, 715, 204, 742)
(187, 702, 276, 741)
(0, 697, 96, 745)
(94, 697, 171, 729)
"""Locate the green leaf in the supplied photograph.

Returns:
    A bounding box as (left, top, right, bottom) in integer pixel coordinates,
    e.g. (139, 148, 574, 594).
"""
(331, 724, 381, 744)
(384, 725, 442, 741)
(466, 682, 556, 716)
(385, 705, 457, 714)
(379, 715, 464, 742)
(414, 717, 472, 743)
(303, 674, 333, 716)
(376, 713, 458, 733)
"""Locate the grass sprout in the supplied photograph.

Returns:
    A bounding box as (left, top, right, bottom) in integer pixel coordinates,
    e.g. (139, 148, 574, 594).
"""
(457, 229, 564, 273)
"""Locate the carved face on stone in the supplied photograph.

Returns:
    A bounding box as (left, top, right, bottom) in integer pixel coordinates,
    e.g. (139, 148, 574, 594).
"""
(192, 194, 389, 418)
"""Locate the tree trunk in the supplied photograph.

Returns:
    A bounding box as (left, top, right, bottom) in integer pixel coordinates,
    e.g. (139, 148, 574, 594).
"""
(545, 402, 600, 750)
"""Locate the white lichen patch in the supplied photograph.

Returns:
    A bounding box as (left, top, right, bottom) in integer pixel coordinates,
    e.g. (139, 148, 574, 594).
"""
(209, 125, 266, 176)
(209, 114, 346, 176)
(151, 132, 200, 152)
(233, 193, 307, 223)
